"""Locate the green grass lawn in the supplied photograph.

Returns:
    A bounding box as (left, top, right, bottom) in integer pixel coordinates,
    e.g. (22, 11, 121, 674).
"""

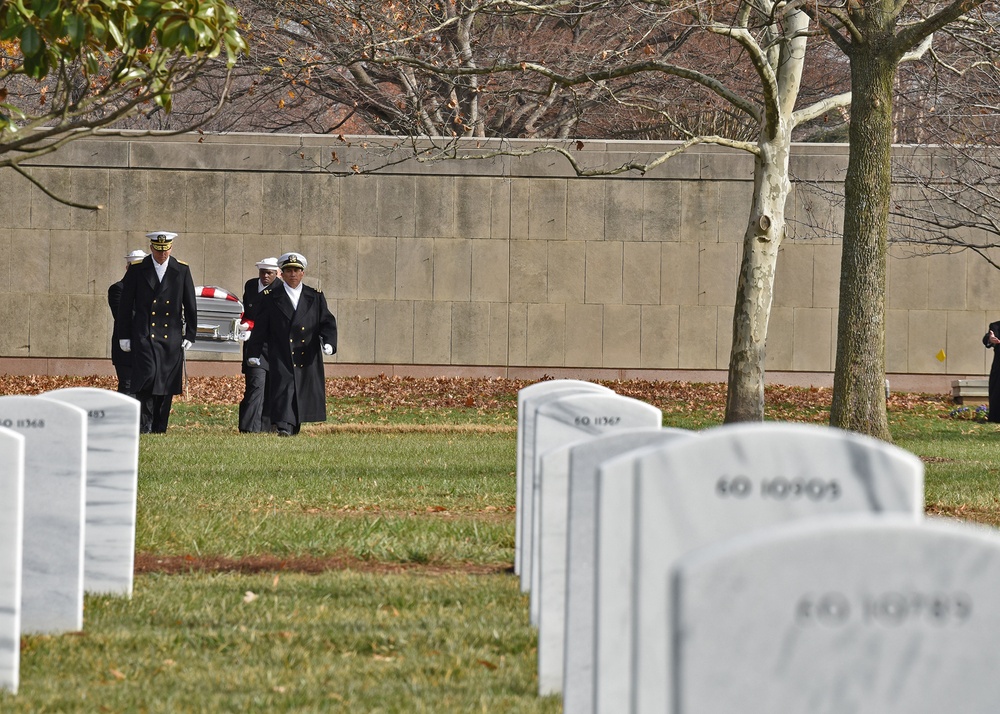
(3, 383, 999, 711)
(136, 430, 516, 564)
(15, 573, 552, 713)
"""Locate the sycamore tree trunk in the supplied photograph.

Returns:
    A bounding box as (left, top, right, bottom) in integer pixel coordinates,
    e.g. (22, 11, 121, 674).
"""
(830, 45, 896, 440)
(724, 137, 792, 422)
(724, 5, 807, 423)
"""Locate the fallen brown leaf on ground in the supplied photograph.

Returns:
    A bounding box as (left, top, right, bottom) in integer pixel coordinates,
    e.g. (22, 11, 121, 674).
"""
(0, 374, 948, 415)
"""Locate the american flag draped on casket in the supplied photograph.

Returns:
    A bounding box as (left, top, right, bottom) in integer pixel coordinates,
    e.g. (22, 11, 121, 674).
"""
(188, 286, 244, 354)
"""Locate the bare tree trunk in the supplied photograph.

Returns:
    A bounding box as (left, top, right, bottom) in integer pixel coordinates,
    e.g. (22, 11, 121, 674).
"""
(830, 46, 895, 441)
(724, 5, 807, 422)
(725, 138, 790, 422)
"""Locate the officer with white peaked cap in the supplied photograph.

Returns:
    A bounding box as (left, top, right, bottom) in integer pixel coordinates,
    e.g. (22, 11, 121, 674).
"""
(237, 256, 281, 433)
(245, 251, 337, 436)
(108, 249, 149, 396)
(116, 231, 197, 433)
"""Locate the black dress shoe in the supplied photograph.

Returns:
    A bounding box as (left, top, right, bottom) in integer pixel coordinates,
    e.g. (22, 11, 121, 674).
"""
(276, 429, 292, 437)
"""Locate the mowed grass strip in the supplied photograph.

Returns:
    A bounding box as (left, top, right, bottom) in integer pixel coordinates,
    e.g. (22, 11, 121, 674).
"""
(140, 397, 1000, 561)
(5, 572, 559, 713)
(137, 430, 516, 565)
(889, 408, 1000, 518)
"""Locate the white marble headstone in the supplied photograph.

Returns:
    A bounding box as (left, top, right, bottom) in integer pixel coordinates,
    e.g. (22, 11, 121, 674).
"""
(529, 393, 661, 601)
(529, 394, 662, 607)
(0, 396, 87, 634)
(44, 388, 140, 597)
(517, 382, 612, 586)
(630, 423, 924, 714)
(672, 516, 1000, 714)
(593, 444, 668, 714)
(536, 428, 692, 698)
(0, 427, 24, 694)
(557, 429, 695, 709)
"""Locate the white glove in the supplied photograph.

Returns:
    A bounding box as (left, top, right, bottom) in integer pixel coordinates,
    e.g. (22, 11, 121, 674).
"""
(238, 322, 251, 331)
(237, 330, 251, 342)
(247, 357, 261, 367)
(119, 339, 131, 352)
(181, 339, 193, 350)
(322, 343, 334, 355)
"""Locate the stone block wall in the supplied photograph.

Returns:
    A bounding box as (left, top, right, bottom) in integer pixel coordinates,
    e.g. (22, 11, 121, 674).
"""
(0, 133, 993, 384)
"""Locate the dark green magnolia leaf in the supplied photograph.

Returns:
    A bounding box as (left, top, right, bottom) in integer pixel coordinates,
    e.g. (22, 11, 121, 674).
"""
(89, 13, 105, 37)
(65, 14, 86, 46)
(135, 1, 161, 19)
(158, 17, 181, 47)
(177, 21, 195, 48)
(23, 48, 49, 78)
(33, 0, 58, 20)
(0, 19, 23, 41)
(20, 23, 41, 56)
(107, 17, 123, 45)
(127, 23, 152, 48)
(189, 18, 211, 45)
(225, 27, 245, 50)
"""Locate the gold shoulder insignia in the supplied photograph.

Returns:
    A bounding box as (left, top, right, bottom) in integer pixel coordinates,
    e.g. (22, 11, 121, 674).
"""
(176, 260, 189, 266)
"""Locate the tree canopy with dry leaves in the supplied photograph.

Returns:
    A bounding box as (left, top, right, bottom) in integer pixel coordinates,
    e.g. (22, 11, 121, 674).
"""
(0, 0, 247, 206)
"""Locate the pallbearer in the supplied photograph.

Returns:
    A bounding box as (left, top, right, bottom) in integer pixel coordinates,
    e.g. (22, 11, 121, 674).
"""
(238, 256, 280, 433)
(246, 252, 337, 436)
(116, 231, 197, 433)
(108, 249, 147, 397)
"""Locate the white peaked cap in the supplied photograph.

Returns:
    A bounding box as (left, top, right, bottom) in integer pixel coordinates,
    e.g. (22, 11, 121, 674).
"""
(278, 252, 308, 269)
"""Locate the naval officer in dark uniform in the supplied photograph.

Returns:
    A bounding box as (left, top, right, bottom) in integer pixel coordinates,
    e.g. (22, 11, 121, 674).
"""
(245, 252, 337, 436)
(984, 321, 1000, 423)
(108, 249, 147, 396)
(238, 256, 280, 433)
(117, 231, 198, 433)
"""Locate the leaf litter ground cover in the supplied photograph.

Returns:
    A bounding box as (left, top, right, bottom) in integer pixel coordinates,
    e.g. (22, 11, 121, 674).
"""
(1, 374, 995, 710)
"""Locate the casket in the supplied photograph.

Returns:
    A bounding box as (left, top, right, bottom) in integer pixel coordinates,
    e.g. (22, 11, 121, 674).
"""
(189, 286, 243, 354)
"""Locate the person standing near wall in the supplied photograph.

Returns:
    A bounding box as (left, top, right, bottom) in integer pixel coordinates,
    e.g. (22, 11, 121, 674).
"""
(238, 256, 280, 433)
(245, 252, 337, 436)
(117, 231, 198, 433)
(108, 249, 147, 396)
(984, 321, 1000, 423)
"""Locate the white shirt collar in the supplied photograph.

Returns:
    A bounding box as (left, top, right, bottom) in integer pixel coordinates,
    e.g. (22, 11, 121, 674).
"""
(153, 257, 169, 282)
(283, 281, 302, 309)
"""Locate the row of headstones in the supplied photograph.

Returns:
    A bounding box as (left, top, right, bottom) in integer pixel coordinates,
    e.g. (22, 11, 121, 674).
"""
(517, 379, 1000, 713)
(0, 389, 140, 695)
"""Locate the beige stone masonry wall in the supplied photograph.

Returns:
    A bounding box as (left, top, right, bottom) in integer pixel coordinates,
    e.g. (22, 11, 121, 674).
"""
(0, 133, 993, 387)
